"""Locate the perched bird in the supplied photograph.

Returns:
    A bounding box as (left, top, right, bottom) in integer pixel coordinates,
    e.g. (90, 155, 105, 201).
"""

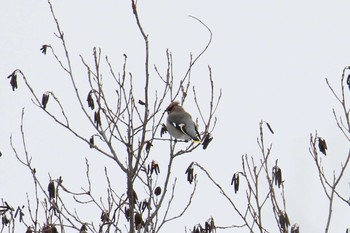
(165, 101, 201, 142)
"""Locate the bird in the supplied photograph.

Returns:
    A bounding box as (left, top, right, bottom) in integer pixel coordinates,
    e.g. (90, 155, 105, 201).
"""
(165, 101, 201, 142)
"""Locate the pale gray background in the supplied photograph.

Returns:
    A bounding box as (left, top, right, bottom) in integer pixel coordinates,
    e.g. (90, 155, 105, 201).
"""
(1, 0, 349, 232)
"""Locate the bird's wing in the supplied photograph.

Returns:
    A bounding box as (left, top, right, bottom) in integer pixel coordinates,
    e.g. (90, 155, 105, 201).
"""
(168, 112, 201, 142)
(169, 121, 188, 135)
(176, 122, 201, 142)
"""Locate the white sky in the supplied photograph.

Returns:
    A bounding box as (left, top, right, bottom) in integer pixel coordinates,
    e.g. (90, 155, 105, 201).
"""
(1, 0, 349, 232)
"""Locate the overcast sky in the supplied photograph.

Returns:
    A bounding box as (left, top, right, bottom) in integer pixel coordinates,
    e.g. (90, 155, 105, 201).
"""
(1, 1, 350, 232)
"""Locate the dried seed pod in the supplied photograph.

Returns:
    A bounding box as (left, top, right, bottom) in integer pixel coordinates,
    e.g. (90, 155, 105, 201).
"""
(14, 205, 24, 220)
(94, 110, 101, 127)
(160, 123, 168, 137)
(202, 132, 213, 150)
(185, 163, 194, 184)
(134, 212, 143, 230)
(192, 224, 203, 233)
(205, 221, 210, 232)
(42, 224, 58, 233)
(272, 165, 283, 188)
(124, 207, 130, 221)
(146, 164, 150, 174)
(89, 136, 94, 148)
(133, 190, 138, 202)
(58, 176, 63, 185)
(48, 181, 55, 199)
(278, 212, 285, 230)
(231, 172, 240, 193)
(25, 226, 34, 233)
(150, 160, 160, 175)
(154, 186, 161, 196)
(209, 217, 215, 232)
(205, 218, 216, 233)
(145, 141, 153, 153)
(127, 189, 138, 203)
(140, 199, 149, 213)
(7, 71, 18, 91)
(100, 211, 109, 223)
(278, 211, 290, 231)
(318, 137, 327, 155)
(265, 121, 274, 134)
(2, 215, 9, 226)
(291, 224, 300, 233)
(284, 212, 290, 228)
(79, 223, 88, 233)
(86, 91, 95, 110)
(40, 44, 49, 55)
(138, 100, 145, 105)
(42, 92, 50, 109)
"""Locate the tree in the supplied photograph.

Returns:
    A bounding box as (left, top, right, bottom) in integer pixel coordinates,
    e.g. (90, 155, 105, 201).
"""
(2, 0, 220, 232)
(308, 69, 350, 233)
(185, 71, 350, 232)
(181, 69, 350, 232)
(2, 1, 350, 233)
